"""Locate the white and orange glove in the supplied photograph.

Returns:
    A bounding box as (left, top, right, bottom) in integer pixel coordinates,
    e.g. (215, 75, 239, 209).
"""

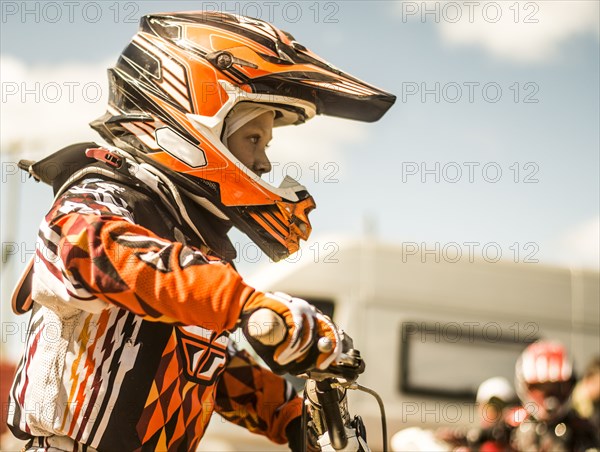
(242, 291, 342, 375)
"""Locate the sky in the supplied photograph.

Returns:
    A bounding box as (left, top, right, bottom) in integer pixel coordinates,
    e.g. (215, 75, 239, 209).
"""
(1, 0, 599, 307)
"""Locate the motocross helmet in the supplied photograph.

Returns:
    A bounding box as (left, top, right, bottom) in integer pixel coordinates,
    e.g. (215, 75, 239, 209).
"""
(515, 340, 576, 422)
(476, 376, 517, 425)
(91, 11, 396, 261)
(477, 376, 516, 406)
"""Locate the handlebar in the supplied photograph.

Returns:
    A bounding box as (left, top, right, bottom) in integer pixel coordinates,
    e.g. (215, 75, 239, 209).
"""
(245, 308, 387, 451)
(246, 308, 363, 450)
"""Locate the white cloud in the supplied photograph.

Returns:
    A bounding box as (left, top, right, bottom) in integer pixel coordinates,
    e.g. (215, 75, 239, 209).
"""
(398, 1, 600, 63)
(562, 215, 600, 269)
(1, 56, 110, 159)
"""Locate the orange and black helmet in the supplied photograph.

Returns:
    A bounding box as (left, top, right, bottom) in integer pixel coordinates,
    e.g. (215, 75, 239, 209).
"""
(92, 11, 395, 261)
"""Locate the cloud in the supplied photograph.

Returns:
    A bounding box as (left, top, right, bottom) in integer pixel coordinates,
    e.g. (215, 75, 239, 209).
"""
(1, 55, 110, 159)
(398, 1, 600, 63)
(561, 215, 600, 269)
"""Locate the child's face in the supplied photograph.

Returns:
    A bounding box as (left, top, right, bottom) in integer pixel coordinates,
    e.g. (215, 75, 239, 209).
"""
(227, 112, 274, 177)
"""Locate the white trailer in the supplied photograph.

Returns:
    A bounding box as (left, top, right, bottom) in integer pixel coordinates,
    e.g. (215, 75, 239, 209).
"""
(202, 237, 599, 450)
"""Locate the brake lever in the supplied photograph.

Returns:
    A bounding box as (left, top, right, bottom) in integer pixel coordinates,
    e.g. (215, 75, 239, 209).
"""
(301, 332, 366, 382)
(302, 360, 365, 383)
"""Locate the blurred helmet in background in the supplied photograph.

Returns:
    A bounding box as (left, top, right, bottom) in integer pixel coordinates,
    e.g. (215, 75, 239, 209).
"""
(515, 340, 576, 422)
(477, 376, 517, 406)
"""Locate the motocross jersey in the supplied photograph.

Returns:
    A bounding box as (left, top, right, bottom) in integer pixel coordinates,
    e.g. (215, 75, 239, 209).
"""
(7, 144, 302, 451)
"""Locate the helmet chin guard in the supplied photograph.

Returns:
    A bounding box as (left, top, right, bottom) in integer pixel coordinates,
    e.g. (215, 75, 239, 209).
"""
(91, 11, 396, 261)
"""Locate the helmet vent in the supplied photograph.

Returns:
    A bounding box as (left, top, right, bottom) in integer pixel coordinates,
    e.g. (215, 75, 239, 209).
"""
(120, 43, 161, 80)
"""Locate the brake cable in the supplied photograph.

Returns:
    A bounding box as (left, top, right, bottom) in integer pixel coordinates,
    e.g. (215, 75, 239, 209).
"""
(351, 383, 388, 452)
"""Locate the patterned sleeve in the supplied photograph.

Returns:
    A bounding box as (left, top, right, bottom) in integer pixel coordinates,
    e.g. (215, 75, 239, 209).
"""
(214, 342, 303, 444)
(36, 177, 255, 331)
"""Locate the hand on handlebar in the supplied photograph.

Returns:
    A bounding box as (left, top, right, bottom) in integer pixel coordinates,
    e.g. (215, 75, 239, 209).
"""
(242, 291, 342, 375)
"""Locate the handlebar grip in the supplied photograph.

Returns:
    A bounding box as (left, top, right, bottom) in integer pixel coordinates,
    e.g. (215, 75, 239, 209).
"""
(246, 308, 287, 346)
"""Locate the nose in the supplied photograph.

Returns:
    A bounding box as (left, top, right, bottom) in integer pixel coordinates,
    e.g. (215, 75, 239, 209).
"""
(254, 149, 272, 176)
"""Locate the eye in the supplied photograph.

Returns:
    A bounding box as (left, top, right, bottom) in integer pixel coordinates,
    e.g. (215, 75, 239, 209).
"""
(249, 135, 260, 145)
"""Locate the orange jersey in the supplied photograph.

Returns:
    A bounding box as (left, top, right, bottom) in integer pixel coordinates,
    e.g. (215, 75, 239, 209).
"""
(8, 176, 301, 450)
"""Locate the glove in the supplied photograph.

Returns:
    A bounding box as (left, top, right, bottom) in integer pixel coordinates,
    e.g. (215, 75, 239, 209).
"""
(242, 291, 341, 375)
